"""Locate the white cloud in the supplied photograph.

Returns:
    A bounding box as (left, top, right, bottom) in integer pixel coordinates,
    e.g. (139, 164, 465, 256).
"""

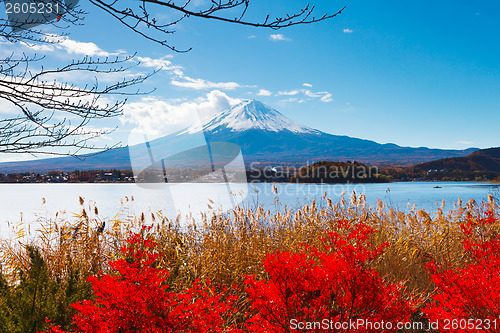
(13, 38, 247, 93)
(172, 68, 185, 77)
(302, 83, 313, 88)
(21, 42, 56, 52)
(171, 76, 241, 90)
(57, 38, 112, 57)
(257, 89, 272, 96)
(455, 141, 474, 145)
(277, 89, 300, 96)
(134, 55, 246, 91)
(343, 28, 353, 33)
(0, 98, 20, 115)
(320, 93, 333, 103)
(248, 35, 257, 39)
(16, 37, 113, 57)
(278, 89, 333, 103)
(303, 90, 323, 98)
(122, 90, 241, 137)
(282, 98, 305, 103)
(136, 56, 179, 71)
(269, 34, 290, 41)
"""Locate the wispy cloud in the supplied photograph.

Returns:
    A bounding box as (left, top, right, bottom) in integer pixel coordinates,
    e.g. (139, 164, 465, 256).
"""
(277, 89, 300, 96)
(455, 141, 474, 145)
(281, 98, 305, 103)
(343, 28, 353, 33)
(277, 88, 333, 103)
(16, 37, 329, 106)
(135, 55, 244, 91)
(17, 37, 246, 93)
(21, 43, 55, 52)
(248, 35, 257, 39)
(257, 89, 272, 96)
(20, 37, 116, 57)
(136, 56, 178, 70)
(171, 76, 241, 90)
(58, 38, 115, 56)
(269, 34, 290, 41)
(320, 93, 333, 103)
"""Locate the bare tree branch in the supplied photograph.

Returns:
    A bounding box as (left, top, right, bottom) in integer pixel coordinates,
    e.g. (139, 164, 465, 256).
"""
(87, 0, 345, 51)
(0, 52, 156, 155)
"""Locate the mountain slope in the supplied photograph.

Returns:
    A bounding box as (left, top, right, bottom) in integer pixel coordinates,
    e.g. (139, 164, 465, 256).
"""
(410, 147, 500, 172)
(180, 100, 320, 135)
(192, 100, 477, 166)
(0, 100, 479, 173)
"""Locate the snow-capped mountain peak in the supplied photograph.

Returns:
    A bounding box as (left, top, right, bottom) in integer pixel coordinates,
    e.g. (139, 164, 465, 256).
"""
(179, 100, 320, 135)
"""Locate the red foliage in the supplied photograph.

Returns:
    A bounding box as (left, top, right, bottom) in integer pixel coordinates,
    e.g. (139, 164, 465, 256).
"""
(44, 230, 240, 333)
(41, 319, 67, 333)
(424, 211, 500, 332)
(41, 222, 420, 333)
(244, 221, 417, 332)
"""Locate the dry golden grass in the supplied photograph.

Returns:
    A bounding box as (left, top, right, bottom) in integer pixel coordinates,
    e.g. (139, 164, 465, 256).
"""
(0, 196, 131, 284)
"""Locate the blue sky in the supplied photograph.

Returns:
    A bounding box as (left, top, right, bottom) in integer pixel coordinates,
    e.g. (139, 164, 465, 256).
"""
(1, 0, 499, 162)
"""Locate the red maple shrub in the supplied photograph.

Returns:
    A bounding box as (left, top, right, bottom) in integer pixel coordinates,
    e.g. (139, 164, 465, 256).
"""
(41, 221, 423, 333)
(244, 221, 417, 332)
(424, 211, 500, 332)
(43, 230, 241, 333)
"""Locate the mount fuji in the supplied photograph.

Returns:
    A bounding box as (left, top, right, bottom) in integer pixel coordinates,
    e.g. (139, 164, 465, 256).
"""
(0, 99, 477, 172)
(181, 99, 321, 135)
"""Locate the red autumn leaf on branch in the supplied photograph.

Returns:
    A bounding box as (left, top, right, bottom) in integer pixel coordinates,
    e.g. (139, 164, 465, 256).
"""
(424, 211, 500, 333)
(244, 221, 417, 332)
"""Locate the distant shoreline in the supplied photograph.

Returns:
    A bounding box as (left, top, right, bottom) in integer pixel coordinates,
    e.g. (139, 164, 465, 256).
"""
(0, 180, 497, 185)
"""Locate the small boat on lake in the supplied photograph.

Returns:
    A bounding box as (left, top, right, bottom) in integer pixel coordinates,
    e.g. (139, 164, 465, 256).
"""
(433, 185, 442, 189)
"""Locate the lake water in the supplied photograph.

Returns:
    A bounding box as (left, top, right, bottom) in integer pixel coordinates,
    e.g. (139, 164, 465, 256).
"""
(1, 182, 498, 236)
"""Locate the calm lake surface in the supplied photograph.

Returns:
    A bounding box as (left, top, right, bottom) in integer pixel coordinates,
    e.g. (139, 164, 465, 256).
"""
(1, 182, 499, 236)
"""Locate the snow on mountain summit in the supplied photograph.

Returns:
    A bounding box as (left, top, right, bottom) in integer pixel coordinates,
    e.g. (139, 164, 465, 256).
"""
(179, 100, 320, 135)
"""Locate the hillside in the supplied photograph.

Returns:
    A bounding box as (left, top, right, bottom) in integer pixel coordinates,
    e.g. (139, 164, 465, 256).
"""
(381, 147, 500, 181)
(411, 147, 500, 172)
(290, 161, 387, 183)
